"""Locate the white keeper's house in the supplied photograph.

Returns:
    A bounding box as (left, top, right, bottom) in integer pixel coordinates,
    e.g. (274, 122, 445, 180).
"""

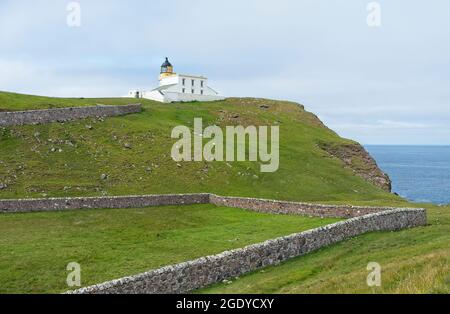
(127, 58, 225, 103)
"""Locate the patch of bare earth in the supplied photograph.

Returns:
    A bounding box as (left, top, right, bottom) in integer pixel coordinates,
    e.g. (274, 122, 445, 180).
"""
(318, 142, 392, 191)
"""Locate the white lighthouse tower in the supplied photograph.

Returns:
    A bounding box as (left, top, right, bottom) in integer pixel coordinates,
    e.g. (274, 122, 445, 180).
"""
(128, 58, 225, 103)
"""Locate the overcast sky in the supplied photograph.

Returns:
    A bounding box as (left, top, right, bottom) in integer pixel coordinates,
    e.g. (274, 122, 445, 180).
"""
(1, 0, 449, 144)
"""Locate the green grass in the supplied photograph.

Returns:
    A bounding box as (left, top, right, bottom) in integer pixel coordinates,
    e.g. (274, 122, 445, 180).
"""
(0, 204, 340, 294)
(198, 204, 450, 294)
(0, 91, 448, 294)
(0, 91, 138, 111)
(0, 92, 401, 204)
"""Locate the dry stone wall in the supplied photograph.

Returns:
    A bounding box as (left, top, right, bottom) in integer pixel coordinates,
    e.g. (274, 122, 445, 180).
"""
(0, 193, 410, 219)
(68, 208, 426, 294)
(209, 195, 398, 218)
(0, 192, 426, 294)
(0, 104, 142, 126)
(0, 194, 210, 213)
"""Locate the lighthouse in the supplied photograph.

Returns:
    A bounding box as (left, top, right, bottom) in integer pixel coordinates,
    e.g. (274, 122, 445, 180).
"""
(127, 58, 225, 103)
(160, 57, 175, 80)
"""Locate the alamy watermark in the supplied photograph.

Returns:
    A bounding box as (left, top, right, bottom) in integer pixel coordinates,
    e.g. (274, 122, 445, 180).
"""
(66, 1, 81, 27)
(66, 262, 81, 287)
(367, 262, 381, 287)
(171, 118, 279, 173)
(367, 2, 382, 27)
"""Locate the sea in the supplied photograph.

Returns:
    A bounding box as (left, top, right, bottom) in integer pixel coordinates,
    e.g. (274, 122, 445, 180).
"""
(365, 145, 450, 205)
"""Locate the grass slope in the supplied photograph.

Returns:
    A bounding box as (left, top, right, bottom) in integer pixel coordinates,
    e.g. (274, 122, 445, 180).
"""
(199, 204, 450, 294)
(0, 91, 135, 111)
(0, 204, 339, 293)
(0, 92, 400, 204)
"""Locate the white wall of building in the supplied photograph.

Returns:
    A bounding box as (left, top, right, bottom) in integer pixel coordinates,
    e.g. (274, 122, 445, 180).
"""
(128, 73, 224, 103)
(159, 75, 179, 87)
(142, 90, 166, 102)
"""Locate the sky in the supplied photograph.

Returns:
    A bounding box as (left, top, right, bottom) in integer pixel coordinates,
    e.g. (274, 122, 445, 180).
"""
(0, 0, 449, 145)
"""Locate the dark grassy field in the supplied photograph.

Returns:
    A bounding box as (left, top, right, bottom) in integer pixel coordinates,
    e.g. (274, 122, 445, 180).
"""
(0, 204, 340, 294)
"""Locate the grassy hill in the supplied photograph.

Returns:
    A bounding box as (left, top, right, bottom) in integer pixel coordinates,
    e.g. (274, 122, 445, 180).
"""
(0, 91, 135, 112)
(0, 91, 448, 294)
(0, 91, 398, 204)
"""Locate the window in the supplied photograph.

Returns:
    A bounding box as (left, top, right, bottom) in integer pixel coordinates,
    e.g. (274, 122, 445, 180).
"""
(182, 78, 185, 86)
(191, 79, 195, 86)
(182, 88, 185, 93)
(201, 81, 204, 88)
(201, 90, 204, 95)
(191, 89, 195, 94)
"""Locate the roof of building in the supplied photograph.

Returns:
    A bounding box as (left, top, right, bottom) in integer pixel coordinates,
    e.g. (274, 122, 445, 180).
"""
(151, 83, 177, 92)
(177, 74, 207, 79)
(161, 57, 172, 68)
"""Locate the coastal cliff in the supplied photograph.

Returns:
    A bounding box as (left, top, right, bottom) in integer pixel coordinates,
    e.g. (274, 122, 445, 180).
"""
(318, 142, 392, 192)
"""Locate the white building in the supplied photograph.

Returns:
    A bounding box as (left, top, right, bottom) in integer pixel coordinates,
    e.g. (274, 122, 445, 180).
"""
(128, 58, 225, 103)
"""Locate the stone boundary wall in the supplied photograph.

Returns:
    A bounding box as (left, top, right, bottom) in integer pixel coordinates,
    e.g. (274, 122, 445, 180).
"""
(0, 193, 426, 294)
(68, 208, 426, 294)
(209, 195, 399, 218)
(0, 193, 412, 219)
(0, 104, 142, 126)
(0, 194, 210, 213)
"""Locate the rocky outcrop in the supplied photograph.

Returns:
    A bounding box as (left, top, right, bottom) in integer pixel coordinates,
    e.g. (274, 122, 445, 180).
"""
(319, 142, 392, 191)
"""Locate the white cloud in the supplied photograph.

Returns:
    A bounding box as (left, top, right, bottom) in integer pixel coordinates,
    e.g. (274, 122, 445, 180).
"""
(332, 120, 432, 131)
(0, 0, 449, 144)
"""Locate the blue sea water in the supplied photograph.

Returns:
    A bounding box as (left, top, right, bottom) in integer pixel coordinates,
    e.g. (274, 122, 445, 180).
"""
(365, 145, 450, 205)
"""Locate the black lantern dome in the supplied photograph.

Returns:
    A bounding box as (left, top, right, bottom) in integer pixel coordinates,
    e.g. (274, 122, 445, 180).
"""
(161, 57, 173, 74)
